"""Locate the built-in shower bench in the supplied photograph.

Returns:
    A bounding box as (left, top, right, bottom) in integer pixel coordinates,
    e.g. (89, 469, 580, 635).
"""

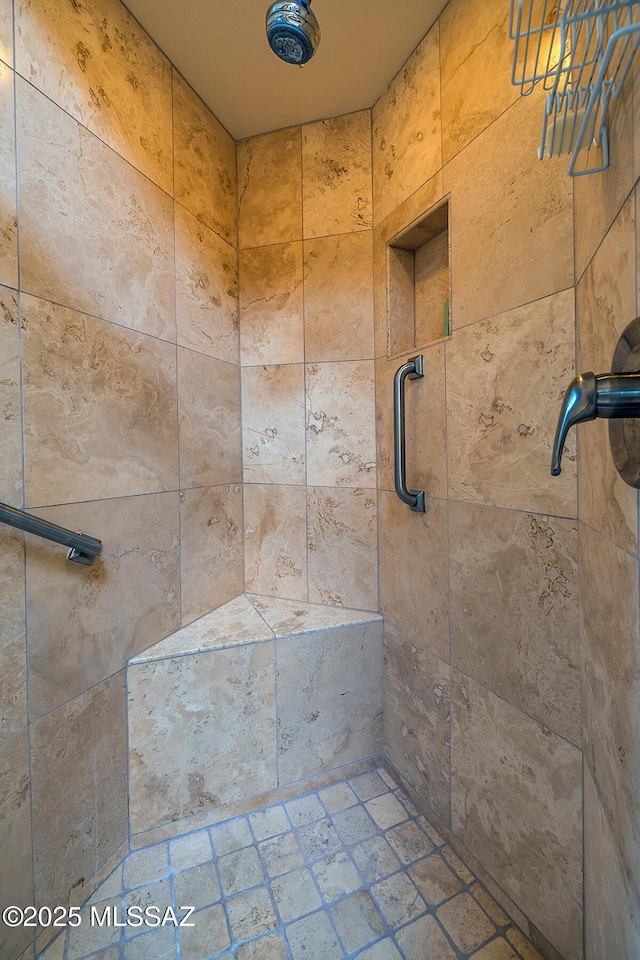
(127, 594, 383, 849)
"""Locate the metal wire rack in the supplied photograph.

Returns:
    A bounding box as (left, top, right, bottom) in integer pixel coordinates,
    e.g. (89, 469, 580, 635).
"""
(510, 0, 640, 175)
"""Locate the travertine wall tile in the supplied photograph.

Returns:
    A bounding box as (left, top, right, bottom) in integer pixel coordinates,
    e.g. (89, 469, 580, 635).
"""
(451, 672, 583, 960)
(173, 71, 236, 246)
(373, 27, 441, 224)
(302, 110, 372, 238)
(0, 63, 17, 290)
(379, 491, 449, 662)
(384, 623, 451, 825)
(238, 127, 302, 249)
(443, 92, 573, 328)
(584, 766, 640, 960)
(304, 232, 374, 362)
(306, 360, 376, 489)
(31, 673, 127, 910)
(244, 483, 307, 601)
(22, 296, 179, 506)
(376, 344, 447, 498)
(0, 528, 26, 742)
(180, 484, 243, 625)
(178, 348, 241, 489)
(577, 194, 638, 555)
(15, 0, 173, 192)
(449, 502, 580, 745)
(440, 0, 517, 162)
(580, 523, 640, 913)
(242, 364, 305, 484)
(0, 288, 21, 506)
(0, 731, 33, 960)
(446, 289, 576, 517)
(307, 486, 378, 610)
(415, 229, 449, 348)
(240, 242, 304, 366)
(128, 642, 276, 834)
(175, 203, 239, 365)
(26, 493, 180, 721)
(0, 0, 13, 66)
(17, 79, 175, 339)
(277, 623, 383, 784)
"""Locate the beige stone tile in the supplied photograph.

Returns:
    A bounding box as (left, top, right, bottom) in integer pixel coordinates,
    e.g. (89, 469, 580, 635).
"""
(436, 893, 496, 953)
(210, 817, 253, 856)
(0, 528, 26, 742)
(373, 27, 441, 225)
(443, 92, 573, 328)
(178, 348, 241, 489)
(302, 110, 372, 239)
(179, 484, 243, 625)
(440, 0, 517, 162)
(37, 936, 63, 960)
(312, 851, 361, 902)
(128, 641, 276, 834)
(331, 891, 385, 952)
(132, 595, 273, 664)
(451, 672, 583, 960)
(244, 483, 307, 601)
(580, 523, 640, 915)
(26, 492, 180, 720)
(304, 232, 374, 362)
(505, 928, 545, 960)
(575, 65, 635, 280)
(173, 860, 220, 911)
(0, 731, 33, 960)
(441, 846, 474, 884)
(271, 867, 321, 922)
(379, 491, 449, 661)
(373, 173, 445, 359)
(175, 203, 239, 365)
(124, 928, 177, 960)
(124, 844, 169, 889)
(15, 0, 172, 192)
(352, 836, 400, 883)
(583, 766, 639, 960)
(250, 804, 290, 838)
(238, 127, 302, 249)
(319, 782, 358, 814)
(415, 229, 450, 348)
(31, 673, 127, 911)
(357, 942, 402, 960)
(248, 594, 381, 637)
(350, 770, 388, 800)
(385, 820, 434, 865)
(237, 932, 289, 960)
(0, 64, 17, 290)
(370, 873, 426, 928)
(67, 899, 121, 958)
(470, 883, 510, 927)
(307, 486, 378, 609)
(409, 855, 462, 907)
(365, 793, 408, 830)
(242, 364, 305, 484)
(384, 623, 451, 826)
(240, 242, 303, 366)
(170, 830, 213, 872)
(179, 902, 230, 959)
(396, 914, 457, 960)
(376, 343, 447, 497)
(0, 0, 12, 67)
(173, 72, 236, 246)
(472, 939, 520, 960)
(306, 360, 376, 488)
(219, 846, 264, 896)
(0, 289, 21, 506)
(226, 887, 278, 943)
(22, 296, 179, 506)
(17, 79, 175, 339)
(577, 194, 638, 556)
(449, 502, 580, 744)
(260, 831, 304, 877)
(287, 910, 342, 960)
(277, 623, 383, 784)
(446, 289, 577, 517)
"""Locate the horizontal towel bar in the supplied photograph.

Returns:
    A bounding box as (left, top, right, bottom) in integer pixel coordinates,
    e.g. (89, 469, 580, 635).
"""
(0, 501, 102, 566)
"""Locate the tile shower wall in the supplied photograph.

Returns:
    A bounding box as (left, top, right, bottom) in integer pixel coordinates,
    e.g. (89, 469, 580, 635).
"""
(0, 1, 241, 957)
(372, 1, 583, 958)
(238, 112, 379, 612)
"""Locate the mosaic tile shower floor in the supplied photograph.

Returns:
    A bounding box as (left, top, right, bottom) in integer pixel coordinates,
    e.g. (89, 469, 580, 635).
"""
(42, 769, 543, 960)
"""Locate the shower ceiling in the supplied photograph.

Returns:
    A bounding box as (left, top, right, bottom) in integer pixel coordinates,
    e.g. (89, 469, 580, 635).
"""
(122, 0, 448, 139)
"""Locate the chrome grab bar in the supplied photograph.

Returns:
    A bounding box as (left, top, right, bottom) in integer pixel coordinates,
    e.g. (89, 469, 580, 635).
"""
(0, 500, 102, 566)
(393, 355, 426, 512)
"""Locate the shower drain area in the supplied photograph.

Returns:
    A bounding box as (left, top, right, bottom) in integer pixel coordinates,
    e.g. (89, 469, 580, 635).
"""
(39, 768, 543, 960)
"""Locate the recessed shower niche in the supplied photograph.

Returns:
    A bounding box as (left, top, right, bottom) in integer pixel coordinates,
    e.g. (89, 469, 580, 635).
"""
(386, 199, 450, 357)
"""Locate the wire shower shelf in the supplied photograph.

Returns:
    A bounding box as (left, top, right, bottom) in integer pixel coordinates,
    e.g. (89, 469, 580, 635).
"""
(510, 0, 640, 174)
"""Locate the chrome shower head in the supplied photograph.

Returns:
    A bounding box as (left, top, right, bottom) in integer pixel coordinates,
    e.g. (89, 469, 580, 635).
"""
(266, 1, 321, 65)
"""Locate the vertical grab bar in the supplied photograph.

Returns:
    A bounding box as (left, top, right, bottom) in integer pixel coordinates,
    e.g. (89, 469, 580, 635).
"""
(393, 355, 426, 512)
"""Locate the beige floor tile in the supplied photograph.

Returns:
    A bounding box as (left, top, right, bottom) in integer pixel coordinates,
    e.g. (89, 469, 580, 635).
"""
(123, 845, 169, 889)
(320, 783, 358, 814)
(437, 893, 497, 953)
(170, 832, 214, 872)
(296, 819, 342, 862)
(441, 846, 475, 885)
(351, 771, 389, 801)
(219, 846, 264, 896)
(259, 833, 304, 878)
(211, 818, 253, 857)
(370, 872, 427, 928)
(352, 837, 401, 883)
(226, 888, 278, 944)
(357, 941, 403, 960)
(173, 861, 221, 911)
(409, 856, 463, 906)
(505, 927, 545, 959)
(385, 820, 434, 865)
(88, 866, 123, 904)
(417, 817, 446, 848)
(470, 884, 510, 927)
(237, 932, 289, 959)
(470, 939, 520, 960)
(365, 794, 408, 830)
(250, 806, 291, 840)
(332, 806, 378, 845)
(331, 891, 385, 953)
(123, 927, 177, 960)
(286, 910, 342, 960)
(67, 900, 121, 959)
(312, 852, 362, 903)
(124, 877, 172, 913)
(180, 902, 231, 959)
(396, 914, 457, 960)
(285, 795, 325, 827)
(271, 867, 322, 922)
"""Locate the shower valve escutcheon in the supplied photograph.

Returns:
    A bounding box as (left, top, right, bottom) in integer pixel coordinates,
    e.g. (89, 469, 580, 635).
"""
(551, 370, 640, 475)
